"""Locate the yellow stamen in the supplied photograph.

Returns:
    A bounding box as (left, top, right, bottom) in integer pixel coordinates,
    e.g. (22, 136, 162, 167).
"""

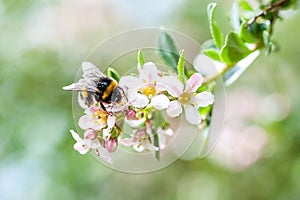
(179, 92, 191, 105)
(143, 85, 156, 98)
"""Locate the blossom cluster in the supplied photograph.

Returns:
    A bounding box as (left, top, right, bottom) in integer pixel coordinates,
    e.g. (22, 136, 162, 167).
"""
(65, 61, 214, 163)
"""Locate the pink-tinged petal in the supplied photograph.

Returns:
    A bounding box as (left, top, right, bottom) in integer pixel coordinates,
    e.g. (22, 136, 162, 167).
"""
(139, 62, 159, 83)
(105, 138, 117, 153)
(158, 128, 174, 136)
(167, 100, 183, 117)
(131, 93, 149, 108)
(119, 76, 143, 97)
(70, 130, 89, 154)
(151, 94, 170, 110)
(84, 106, 101, 116)
(184, 105, 202, 125)
(70, 130, 83, 143)
(73, 142, 89, 154)
(78, 115, 103, 130)
(96, 146, 113, 164)
(124, 118, 146, 128)
(136, 130, 146, 138)
(102, 128, 111, 139)
(194, 91, 215, 108)
(107, 115, 115, 129)
(84, 129, 97, 140)
(185, 73, 204, 92)
(133, 143, 145, 152)
(157, 76, 184, 97)
(120, 137, 138, 146)
(142, 140, 159, 151)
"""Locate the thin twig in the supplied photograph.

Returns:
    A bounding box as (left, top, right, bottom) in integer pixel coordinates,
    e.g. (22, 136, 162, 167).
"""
(247, 0, 290, 25)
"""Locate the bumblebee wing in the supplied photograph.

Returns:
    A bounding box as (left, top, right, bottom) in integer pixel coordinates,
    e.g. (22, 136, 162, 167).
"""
(62, 79, 99, 93)
(82, 61, 105, 82)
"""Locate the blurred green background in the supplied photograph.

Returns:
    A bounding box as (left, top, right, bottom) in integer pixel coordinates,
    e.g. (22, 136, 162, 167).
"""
(1, 0, 300, 199)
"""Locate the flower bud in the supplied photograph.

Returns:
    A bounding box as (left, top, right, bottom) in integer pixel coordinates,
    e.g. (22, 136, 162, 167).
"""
(126, 109, 137, 120)
(105, 138, 117, 153)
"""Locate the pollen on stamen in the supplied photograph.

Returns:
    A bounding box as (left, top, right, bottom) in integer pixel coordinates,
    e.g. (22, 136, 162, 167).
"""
(143, 85, 156, 98)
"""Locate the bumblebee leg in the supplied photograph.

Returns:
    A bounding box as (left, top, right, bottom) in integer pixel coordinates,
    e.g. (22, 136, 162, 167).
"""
(100, 102, 108, 113)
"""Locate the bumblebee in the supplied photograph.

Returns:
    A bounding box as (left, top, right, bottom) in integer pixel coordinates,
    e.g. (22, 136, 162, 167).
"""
(63, 61, 126, 110)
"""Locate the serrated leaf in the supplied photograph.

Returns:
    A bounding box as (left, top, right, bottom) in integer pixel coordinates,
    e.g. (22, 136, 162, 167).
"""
(207, 3, 223, 49)
(223, 50, 260, 85)
(138, 50, 145, 67)
(202, 48, 221, 61)
(177, 50, 185, 82)
(107, 67, 120, 82)
(220, 32, 252, 64)
(158, 30, 179, 71)
(240, 21, 258, 43)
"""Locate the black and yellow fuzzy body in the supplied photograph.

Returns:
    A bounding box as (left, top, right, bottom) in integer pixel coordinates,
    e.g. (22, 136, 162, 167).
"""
(63, 61, 126, 110)
(95, 77, 122, 103)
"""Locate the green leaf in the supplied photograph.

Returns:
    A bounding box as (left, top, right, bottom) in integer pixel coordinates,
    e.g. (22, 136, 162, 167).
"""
(223, 50, 260, 85)
(207, 3, 224, 49)
(158, 30, 179, 71)
(220, 32, 252, 64)
(202, 48, 221, 61)
(107, 67, 120, 82)
(177, 50, 185, 82)
(137, 50, 145, 67)
(240, 21, 258, 43)
(240, 0, 253, 11)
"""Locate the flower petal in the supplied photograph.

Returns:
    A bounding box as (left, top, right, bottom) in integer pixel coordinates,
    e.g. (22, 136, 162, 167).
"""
(84, 129, 97, 140)
(85, 138, 101, 149)
(133, 143, 145, 152)
(131, 93, 149, 108)
(107, 115, 115, 129)
(78, 115, 104, 130)
(139, 62, 159, 83)
(151, 94, 170, 110)
(124, 118, 146, 128)
(142, 140, 159, 151)
(70, 130, 83, 143)
(119, 76, 143, 98)
(73, 142, 89, 154)
(102, 128, 111, 138)
(194, 91, 215, 108)
(120, 137, 138, 146)
(84, 106, 101, 116)
(185, 73, 204, 92)
(157, 76, 184, 97)
(167, 100, 182, 117)
(96, 145, 113, 164)
(184, 105, 202, 125)
(70, 130, 89, 154)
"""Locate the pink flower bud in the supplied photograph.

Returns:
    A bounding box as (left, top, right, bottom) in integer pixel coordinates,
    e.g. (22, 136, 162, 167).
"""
(105, 138, 117, 153)
(126, 109, 137, 120)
